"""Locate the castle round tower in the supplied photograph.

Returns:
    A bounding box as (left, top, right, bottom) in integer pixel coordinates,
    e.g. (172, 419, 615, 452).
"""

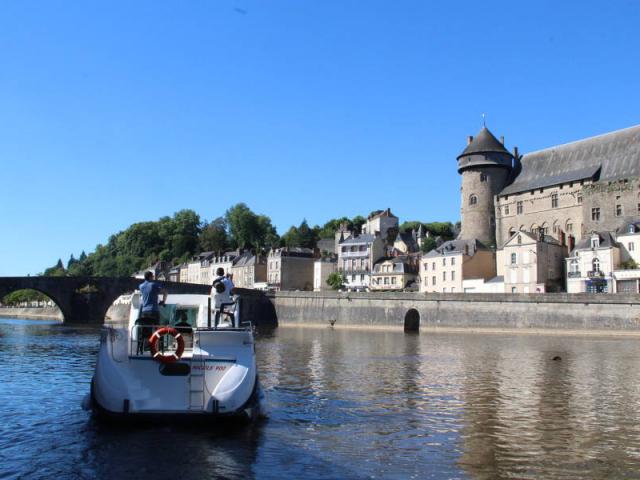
(457, 127, 513, 246)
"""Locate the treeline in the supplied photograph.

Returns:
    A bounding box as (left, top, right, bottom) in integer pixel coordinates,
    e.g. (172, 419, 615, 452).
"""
(41, 203, 456, 278)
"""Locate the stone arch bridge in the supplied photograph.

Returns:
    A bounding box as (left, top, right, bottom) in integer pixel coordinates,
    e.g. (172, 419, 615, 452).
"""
(0, 277, 210, 324)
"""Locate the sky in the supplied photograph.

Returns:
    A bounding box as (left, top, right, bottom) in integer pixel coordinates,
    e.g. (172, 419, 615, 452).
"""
(1, 0, 639, 276)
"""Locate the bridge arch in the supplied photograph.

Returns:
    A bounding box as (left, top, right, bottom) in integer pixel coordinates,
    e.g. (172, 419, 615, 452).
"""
(404, 308, 420, 332)
(0, 277, 210, 324)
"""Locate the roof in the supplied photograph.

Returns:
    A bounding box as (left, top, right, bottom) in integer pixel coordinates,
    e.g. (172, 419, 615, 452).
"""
(501, 125, 640, 195)
(572, 231, 620, 252)
(368, 208, 397, 220)
(232, 252, 261, 267)
(487, 276, 505, 284)
(423, 238, 489, 258)
(502, 230, 562, 247)
(270, 247, 314, 258)
(617, 222, 640, 235)
(458, 127, 512, 158)
(340, 234, 376, 245)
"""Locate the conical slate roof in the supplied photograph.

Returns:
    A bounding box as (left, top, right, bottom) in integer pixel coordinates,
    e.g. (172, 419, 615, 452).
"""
(457, 127, 512, 159)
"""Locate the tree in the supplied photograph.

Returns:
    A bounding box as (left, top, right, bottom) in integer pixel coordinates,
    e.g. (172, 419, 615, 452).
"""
(44, 259, 66, 276)
(420, 237, 437, 253)
(316, 217, 352, 239)
(281, 219, 315, 249)
(225, 203, 279, 249)
(326, 272, 345, 290)
(199, 217, 228, 252)
(352, 215, 366, 234)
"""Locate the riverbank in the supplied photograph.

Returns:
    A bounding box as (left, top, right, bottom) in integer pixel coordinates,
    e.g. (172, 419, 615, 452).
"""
(267, 291, 640, 334)
(0, 307, 62, 321)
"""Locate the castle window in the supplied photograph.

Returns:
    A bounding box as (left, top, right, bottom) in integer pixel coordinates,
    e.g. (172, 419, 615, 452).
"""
(480, 173, 487, 182)
(615, 205, 623, 217)
(551, 193, 558, 208)
(566, 221, 573, 232)
(517, 201, 523, 215)
(591, 208, 600, 221)
(577, 193, 583, 204)
(469, 194, 478, 206)
(505, 205, 510, 215)
(637, 203, 640, 213)
(511, 253, 517, 264)
(509, 228, 516, 237)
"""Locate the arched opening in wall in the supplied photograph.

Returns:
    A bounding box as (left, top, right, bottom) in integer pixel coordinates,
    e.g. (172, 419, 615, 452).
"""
(469, 194, 478, 206)
(404, 308, 420, 332)
(0, 289, 63, 322)
(508, 227, 516, 237)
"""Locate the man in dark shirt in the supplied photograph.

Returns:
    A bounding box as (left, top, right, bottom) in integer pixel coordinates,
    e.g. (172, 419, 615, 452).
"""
(136, 271, 168, 354)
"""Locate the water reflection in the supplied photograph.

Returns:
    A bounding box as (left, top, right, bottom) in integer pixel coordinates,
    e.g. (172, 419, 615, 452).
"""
(3, 318, 640, 479)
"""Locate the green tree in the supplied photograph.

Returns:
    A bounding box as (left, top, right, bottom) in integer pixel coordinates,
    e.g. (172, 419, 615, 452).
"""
(44, 259, 66, 276)
(326, 272, 345, 290)
(352, 215, 366, 234)
(225, 203, 279, 249)
(199, 217, 228, 252)
(420, 237, 437, 253)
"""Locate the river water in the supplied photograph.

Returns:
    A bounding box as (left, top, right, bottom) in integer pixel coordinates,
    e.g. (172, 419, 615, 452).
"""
(2, 318, 640, 479)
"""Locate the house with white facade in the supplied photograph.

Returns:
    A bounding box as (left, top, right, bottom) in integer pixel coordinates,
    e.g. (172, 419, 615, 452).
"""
(313, 257, 337, 291)
(420, 239, 496, 293)
(565, 232, 620, 293)
(370, 256, 418, 291)
(337, 234, 385, 290)
(612, 222, 640, 293)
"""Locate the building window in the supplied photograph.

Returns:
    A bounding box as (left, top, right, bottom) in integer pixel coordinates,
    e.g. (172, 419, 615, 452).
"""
(432, 276, 436, 285)
(577, 193, 583, 204)
(511, 253, 517, 264)
(451, 287, 455, 293)
(480, 173, 487, 182)
(637, 203, 640, 213)
(570, 259, 579, 274)
(517, 234, 522, 244)
(517, 201, 523, 215)
(591, 237, 600, 249)
(551, 193, 558, 208)
(360, 274, 365, 281)
(451, 271, 455, 281)
(566, 222, 573, 232)
(391, 277, 397, 285)
(451, 257, 455, 266)
(432, 262, 435, 270)
(592, 208, 600, 221)
(443, 271, 446, 281)
(442, 258, 446, 266)
(384, 277, 389, 285)
(469, 194, 478, 206)
(592, 258, 600, 272)
(505, 205, 510, 215)
(629, 242, 635, 252)
(423, 263, 428, 271)
(511, 287, 517, 293)
(615, 204, 623, 217)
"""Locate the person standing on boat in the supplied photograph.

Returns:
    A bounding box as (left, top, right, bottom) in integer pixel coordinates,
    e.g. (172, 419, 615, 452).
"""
(211, 267, 234, 326)
(136, 271, 168, 353)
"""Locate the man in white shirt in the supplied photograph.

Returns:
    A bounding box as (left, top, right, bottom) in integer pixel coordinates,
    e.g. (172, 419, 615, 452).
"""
(211, 267, 235, 326)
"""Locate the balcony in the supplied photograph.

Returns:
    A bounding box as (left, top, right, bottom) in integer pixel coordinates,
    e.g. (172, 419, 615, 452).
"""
(340, 250, 369, 258)
(338, 268, 370, 274)
(567, 271, 582, 278)
(587, 270, 604, 278)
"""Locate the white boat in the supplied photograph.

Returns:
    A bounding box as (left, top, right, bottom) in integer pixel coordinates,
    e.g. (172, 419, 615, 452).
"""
(87, 293, 264, 421)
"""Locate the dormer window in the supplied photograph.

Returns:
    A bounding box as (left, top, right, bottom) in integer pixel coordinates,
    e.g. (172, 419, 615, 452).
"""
(629, 225, 635, 234)
(591, 237, 600, 249)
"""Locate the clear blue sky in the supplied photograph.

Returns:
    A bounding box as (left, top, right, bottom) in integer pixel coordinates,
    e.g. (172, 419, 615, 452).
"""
(1, 0, 639, 276)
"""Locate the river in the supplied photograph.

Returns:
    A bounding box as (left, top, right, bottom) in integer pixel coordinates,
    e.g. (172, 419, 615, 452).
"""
(1, 318, 640, 479)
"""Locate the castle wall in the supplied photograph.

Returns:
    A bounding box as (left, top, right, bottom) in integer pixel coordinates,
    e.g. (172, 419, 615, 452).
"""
(495, 182, 585, 247)
(582, 178, 640, 234)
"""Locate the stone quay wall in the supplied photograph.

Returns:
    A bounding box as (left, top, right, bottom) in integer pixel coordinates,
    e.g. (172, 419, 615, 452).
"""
(267, 291, 640, 334)
(0, 307, 63, 321)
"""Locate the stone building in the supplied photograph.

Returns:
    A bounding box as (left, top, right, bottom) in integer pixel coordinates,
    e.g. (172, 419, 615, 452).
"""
(230, 251, 267, 289)
(370, 256, 418, 291)
(501, 231, 566, 293)
(313, 257, 337, 291)
(420, 239, 496, 293)
(267, 247, 315, 291)
(362, 208, 399, 240)
(493, 125, 640, 247)
(207, 251, 238, 281)
(337, 233, 386, 290)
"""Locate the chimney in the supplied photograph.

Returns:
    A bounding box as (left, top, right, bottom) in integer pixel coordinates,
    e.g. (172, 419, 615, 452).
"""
(513, 146, 519, 158)
(500, 136, 505, 145)
(467, 135, 474, 145)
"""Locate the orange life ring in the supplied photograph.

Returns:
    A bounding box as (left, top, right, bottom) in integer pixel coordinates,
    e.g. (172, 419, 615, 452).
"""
(148, 327, 185, 364)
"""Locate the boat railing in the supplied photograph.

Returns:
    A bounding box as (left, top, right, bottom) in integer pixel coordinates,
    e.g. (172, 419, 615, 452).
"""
(129, 323, 195, 358)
